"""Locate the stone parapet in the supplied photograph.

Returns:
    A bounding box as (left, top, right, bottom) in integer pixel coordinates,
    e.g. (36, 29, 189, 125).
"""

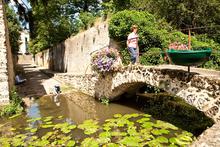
(55, 73, 98, 97)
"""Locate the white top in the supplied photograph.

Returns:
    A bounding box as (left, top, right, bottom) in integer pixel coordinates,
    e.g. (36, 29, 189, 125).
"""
(127, 32, 138, 48)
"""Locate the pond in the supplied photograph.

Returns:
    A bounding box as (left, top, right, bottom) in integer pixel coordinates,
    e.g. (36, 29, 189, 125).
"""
(0, 91, 214, 146)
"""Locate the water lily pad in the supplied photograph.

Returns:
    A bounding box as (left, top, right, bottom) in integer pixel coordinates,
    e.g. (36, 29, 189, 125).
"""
(127, 126, 138, 136)
(156, 136, 169, 143)
(45, 121, 53, 125)
(151, 129, 169, 136)
(154, 120, 178, 130)
(10, 128, 16, 131)
(41, 132, 53, 140)
(43, 116, 53, 122)
(142, 114, 151, 117)
(147, 140, 163, 147)
(0, 137, 11, 146)
(136, 117, 150, 123)
(27, 117, 41, 122)
(106, 143, 119, 147)
(116, 118, 131, 127)
(81, 138, 99, 147)
(141, 122, 154, 129)
(41, 124, 54, 128)
(66, 140, 75, 146)
(118, 136, 141, 147)
(111, 131, 127, 137)
(169, 137, 190, 146)
(12, 138, 25, 146)
(123, 113, 140, 119)
(113, 114, 122, 118)
(25, 127, 32, 131)
(30, 128, 38, 133)
(78, 119, 99, 135)
(58, 115, 63, 119)
(9, 113, 22, 119)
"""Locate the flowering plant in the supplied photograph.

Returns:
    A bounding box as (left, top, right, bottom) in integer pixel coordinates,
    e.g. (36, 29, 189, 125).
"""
(91, 47, 121, 73)
(168, 42, 188, 50)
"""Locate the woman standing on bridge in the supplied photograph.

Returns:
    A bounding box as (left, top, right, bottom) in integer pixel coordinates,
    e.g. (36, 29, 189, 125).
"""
(127, 25, 139, 64)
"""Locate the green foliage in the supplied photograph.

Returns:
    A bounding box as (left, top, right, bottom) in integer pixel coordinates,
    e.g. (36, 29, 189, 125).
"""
(0, 113, 195, 146)
(79, 12, 96, 29)
(109, 10, 220, 68)
(5, 5, 21, 54)
(29, 0, 102, 53)
(140, 48, 165, 65)
(0, 87, 23, 117)
(100, 97, 110, 105)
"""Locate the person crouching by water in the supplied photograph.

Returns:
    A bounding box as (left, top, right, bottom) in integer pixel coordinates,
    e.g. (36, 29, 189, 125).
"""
(127, 25, 139, 65)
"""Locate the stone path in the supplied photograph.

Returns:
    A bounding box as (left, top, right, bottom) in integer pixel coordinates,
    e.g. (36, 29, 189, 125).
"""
(156, 64, 220, 78)
(16, 64, 63, 99)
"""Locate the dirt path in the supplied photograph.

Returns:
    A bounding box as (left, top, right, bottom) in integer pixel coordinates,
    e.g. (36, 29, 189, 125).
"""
(16, 64, 63, 99)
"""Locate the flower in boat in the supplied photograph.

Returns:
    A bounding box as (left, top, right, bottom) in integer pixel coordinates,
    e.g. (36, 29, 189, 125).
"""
(91, 47, 121, 73)
(169, 42, 188, 50)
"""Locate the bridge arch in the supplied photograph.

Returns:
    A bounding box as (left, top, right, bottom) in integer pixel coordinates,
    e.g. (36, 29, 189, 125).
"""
(94, 65, 220, 122)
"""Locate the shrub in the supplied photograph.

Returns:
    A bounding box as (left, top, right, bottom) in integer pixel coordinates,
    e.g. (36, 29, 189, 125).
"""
(140, 48, 165, 65)
(109, 10, 220, 69)
(0, 87, 23, 117)
(79, 12, 96, 29)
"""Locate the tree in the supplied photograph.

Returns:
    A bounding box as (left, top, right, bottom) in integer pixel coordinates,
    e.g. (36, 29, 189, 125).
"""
(5, 5, 21, 54)
(28, 0, 102, 53)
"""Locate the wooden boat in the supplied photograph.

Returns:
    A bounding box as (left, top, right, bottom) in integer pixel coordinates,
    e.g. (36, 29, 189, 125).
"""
(165, 48, 212, 66)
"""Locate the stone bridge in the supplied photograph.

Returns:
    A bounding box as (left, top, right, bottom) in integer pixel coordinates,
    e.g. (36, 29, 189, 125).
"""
(55, 65, 220, 122)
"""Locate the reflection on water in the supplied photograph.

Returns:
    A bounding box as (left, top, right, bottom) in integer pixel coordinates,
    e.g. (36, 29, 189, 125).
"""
(31, 92, 142, 124)
(0, 91, 213, 138)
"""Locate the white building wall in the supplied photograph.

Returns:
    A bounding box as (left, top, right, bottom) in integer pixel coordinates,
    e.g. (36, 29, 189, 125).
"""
(19, 30, 30, 54)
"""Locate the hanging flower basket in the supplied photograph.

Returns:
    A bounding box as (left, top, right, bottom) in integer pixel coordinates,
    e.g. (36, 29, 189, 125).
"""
(91, 47, 121, 73)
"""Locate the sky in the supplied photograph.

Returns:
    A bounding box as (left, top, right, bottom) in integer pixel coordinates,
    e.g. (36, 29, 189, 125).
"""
(9, 0, 31, 30)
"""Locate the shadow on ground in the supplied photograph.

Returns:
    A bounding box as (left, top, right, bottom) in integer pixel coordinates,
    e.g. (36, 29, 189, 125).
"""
(16, 64, 51, 98)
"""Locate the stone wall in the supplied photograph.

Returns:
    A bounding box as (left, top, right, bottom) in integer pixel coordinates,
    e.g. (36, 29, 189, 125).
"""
(0, 1, 14, 104)
(55, 73, 98, 96)
(35, 21, 110, 74)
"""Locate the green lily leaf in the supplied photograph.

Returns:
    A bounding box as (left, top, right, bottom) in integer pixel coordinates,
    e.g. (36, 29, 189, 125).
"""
(111, 131, 127, 137)
(81, 138, 99, 147)
(43, 116, 53, 122)
(147, 139, 163, 147)
(141, 122, 154, 129)
(151, 129, 169, 136)
(113, 114, 122, 118)
(154, 120, 178, 130)
(30, 128, 38, 133)
(66, 140, 75, 146)
(136, 117, 150, 123)
(127, 126, 139, 136)
(10, 128, 16, 131)
(142, 114, 151, 117)
(118, 136, 141, 147)
(9, 113, 22, 119)
(25, 127, 32, 131)
(106, 143, 119, 147)
(58, 115, 63, 119)
(27, 117, 41, 122)
(78, 119, 99, 135)
(41, 124, 54, 128)
(156, 136, 169, 143)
